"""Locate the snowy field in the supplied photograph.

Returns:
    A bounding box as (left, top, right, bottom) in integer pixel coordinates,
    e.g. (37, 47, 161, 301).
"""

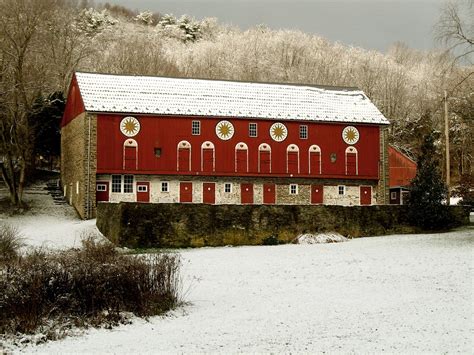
(1, 183, 473, 353)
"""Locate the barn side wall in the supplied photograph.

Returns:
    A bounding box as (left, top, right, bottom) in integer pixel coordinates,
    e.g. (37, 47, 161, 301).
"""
(96, 203, 470, 248)
(61, 113, 97, 219)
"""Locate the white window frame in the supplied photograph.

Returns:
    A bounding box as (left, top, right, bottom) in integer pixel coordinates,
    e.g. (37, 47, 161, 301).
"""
(338, 185, 346, 195)
(224, 183, 232, 193)
(289, 184, 298, 195)
(192, 120, 201, 135)
(249, 123, 257, 137)
(161, 181, 170, 193)
(390, 191, 397, 200)
(112, 175, 122, 193)
(299, 125, 308, 139)
(96, 184, 107, 192)
(137, 185, 148, 193)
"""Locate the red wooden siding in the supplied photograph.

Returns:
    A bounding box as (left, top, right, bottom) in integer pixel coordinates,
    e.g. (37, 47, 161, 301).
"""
(203, 182, 215, 204)
(123, 146, 137, 170)
(309, 150, 321, 175)
(96, 115, 381, 180)
(263, 183, 275, 204)
(388, 146, 417, 187)
(180, 182, 193, 202)
(61, 74, 85, 127)
(241, 183, 254, 204)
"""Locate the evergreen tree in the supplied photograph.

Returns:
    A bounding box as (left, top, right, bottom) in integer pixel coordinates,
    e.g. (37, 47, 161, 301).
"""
(408, 132, 451, 230)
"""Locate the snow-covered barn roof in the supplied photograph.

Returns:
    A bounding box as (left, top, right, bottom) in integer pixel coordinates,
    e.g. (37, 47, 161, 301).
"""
(74, 72, 389, 125)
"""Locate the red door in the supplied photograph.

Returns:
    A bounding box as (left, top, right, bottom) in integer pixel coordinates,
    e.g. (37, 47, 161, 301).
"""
(287, 152, 298, 174)
(124, 146, 137, 170)
(259, 151, 271, 173)
(263, 183, 275, 204)
(96, 182, 109, 202)
(236, 149, 248, 173)
(202, 149, 214, 172)
(346, 153, 357, 175)
(310, 152, 321, 175)
(180, 182, 193, 203)
(178, 148, 190, 172)
(241, 183, 254, 204)
(203, 183, 215, 204)
(311, 184, 323, 204)
(360, 186, 372, 205)
(136, 182, 150, 202)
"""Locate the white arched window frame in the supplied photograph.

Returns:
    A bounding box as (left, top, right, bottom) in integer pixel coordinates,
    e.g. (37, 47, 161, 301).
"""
(201, 141, 215, 172)
(286, 144, 300, 174)
(308, 145, 322, 175)
(177, 140, 191, 172)
(235, 142, 249, 173)
(258, 143, 272, 173)
(345, 146, 358, 175)
(123, 138, 138, 170)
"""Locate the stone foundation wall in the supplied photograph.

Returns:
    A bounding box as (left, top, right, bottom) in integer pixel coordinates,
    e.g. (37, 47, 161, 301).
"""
(96, 203, 470, 248)
(96, 174, 378, 206)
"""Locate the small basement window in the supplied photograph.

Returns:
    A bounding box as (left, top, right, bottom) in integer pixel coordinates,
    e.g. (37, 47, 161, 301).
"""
(224, 183, 232, 193)
(154, 148, 162, 157)
(161, 181, 169, 192)
(289, 184, 298, 195)
(338, 185, 345, 195)
(391, 191, 397, 200)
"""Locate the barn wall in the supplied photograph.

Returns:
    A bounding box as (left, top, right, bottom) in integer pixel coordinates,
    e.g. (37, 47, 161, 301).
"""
(61, 112, 97, 219)
(388, 145, 417, 187)
(61, 74, 85, 128)
(96, 114, 381, 180)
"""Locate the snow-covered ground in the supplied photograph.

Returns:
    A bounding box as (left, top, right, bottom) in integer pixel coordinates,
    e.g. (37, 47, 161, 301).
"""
(2, 182, 473, 353)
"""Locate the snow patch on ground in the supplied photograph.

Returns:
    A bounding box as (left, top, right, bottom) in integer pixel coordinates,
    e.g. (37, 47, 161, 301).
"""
(296, 232, 348, 244)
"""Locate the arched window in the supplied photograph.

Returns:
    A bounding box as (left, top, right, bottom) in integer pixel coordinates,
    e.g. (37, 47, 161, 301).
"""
(235, 142, 249, 173)
(177, 140, 191, 172)
(345, 146, 358, 175)
(123, 139, 138, 170)
(309, 145, 321, 175)
(201, 141, 215, 172)
(286, 144, 299, 174)
(258, 143, 271, 173)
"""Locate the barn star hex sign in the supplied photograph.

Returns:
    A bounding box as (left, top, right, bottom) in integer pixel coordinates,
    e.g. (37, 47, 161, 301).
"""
(120, 116, 140, 137)
(270, 122, 288, 142)
(215, 120, 235, 140)
(342, 126, 360, 145)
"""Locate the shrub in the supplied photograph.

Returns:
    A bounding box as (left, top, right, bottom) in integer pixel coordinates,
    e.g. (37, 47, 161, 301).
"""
(0, 238, 181, 337)
(262, 235, 281, 246)
(0, 223, 23, 265)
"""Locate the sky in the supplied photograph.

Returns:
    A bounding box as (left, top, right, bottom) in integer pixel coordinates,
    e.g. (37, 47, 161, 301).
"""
(103, 0, 445, 52)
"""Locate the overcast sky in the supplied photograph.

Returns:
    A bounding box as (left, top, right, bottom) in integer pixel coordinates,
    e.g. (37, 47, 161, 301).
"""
(104, 0, 445, 52)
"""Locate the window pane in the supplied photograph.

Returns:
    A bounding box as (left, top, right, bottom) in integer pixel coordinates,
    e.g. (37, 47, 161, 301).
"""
(224, 183, 232, 193)
(192, 121, 201, 135)
(161, 182, 169, 192)
(299, 125, 308, 139)
(249, 123, 257, 137)
(112, 175, 121, 193)
(124, 175, 133, 193)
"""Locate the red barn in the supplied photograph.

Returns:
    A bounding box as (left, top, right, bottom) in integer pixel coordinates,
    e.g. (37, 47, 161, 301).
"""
(388, 145, 417, 204)
(61, 72, 390, 219)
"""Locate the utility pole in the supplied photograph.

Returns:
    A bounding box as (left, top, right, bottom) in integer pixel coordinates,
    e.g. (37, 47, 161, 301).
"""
(444, 90, 450, 205)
